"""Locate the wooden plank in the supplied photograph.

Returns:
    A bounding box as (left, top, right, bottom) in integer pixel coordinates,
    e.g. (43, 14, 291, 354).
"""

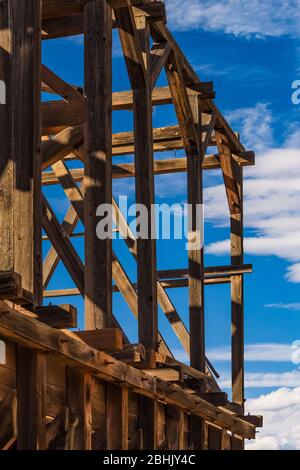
(166, 406, 184, 450)
(16, 347, 47, 449)
(75, 328, 123, 352)
(42, 125, 84, 170)
(66, 368, 92, 449)
(143, 368, 181, 382)
(140, 396, 157, 449)
(207, 424, 222, 450)
(106, 384, 128, 450)
(0, 0, 42, 304)
(0, 303, 256, 439)
(84, 0, 113, 330)
(34, 304, 77, 329)
(0, 271, 32, 304)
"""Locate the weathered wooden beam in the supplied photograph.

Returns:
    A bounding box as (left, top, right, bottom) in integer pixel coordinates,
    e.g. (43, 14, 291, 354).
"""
(75, 328, 123, 352)
(41, 65, 84, 104)
(132, 14, 158, 359)
(207, 424, 222, 450)
(66, 368, 92, 449)
(43, 194, 80, 289)
(0, 0, 42, 304)
(34, 304, 77, 329)
(114, 1, 146, 89)
(230, 162, 245, 414)
(106, 384, 129, 450)
(0, 271, 32, 305)
(42, 86, 214, 133)
(166, 406, 185, 450)
(84, 0, 113, 330)
(42, 0, 165, 20)
(150, 42, 171, 90)
(42, 152, 255, 186)
(158, 264, 253, 280)
(0, 303, 256, 439)
(16, 347, 47, 449)
(199, 392, 228, 407)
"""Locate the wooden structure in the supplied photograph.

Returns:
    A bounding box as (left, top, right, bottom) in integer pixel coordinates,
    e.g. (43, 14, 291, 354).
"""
(0, 0, 262, 451)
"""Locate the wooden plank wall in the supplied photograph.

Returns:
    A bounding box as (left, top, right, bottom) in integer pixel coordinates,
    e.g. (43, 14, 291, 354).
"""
(0, 344, 237, 450)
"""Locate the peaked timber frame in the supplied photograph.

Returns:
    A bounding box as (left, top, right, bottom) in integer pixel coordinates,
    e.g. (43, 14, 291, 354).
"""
(0, 0, 261, 451)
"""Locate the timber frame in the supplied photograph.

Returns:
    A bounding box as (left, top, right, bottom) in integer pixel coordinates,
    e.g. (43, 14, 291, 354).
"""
(0, 0, 261, 451)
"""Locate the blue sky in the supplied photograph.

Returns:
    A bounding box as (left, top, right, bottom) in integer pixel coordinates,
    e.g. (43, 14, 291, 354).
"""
(42, 0, 300, 449)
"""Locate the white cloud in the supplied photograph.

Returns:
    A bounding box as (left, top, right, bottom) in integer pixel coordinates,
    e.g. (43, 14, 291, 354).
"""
(226, 103, 274, 152)
(165, 0, 300, 38)
(208, 343, 293, 362)
(285, 263, 300, 283)
(246, 387, 300, 450)
(266, 303, 300, 311)
(221, 370, 300, 388)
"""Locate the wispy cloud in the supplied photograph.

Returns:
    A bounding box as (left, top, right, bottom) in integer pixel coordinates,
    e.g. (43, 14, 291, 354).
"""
(221, 370, 300, 388)
(246, 387, 300, 450)
(266, 303, 300, 311)
(173, 343, 295, 366)
(165, 0, 300, 38)
(285, 263, 300, 283)
(208, 343, 293, 363)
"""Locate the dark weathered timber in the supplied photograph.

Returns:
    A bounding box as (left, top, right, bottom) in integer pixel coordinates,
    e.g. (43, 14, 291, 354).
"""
(0, 0, 42, 304)
(84, 0, 113, 330)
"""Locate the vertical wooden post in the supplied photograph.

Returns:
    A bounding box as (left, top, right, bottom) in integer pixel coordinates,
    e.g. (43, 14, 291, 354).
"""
(207, 424, 222, 450)
(134, 15, 158, 358)
(0, 0, 42, 304)
(16, 347, 46, 449)
(166, 406, 185, 450)
(231, 161, 244, 409)
(188, 95, 205, 450)
(66, 368, 92, 450)
(84, 0, 113, 329)
(106, 384, 128, 450)
(188, 95, 205, 374)
(231, 162, 244, 450)
(139, 395, 158, 450)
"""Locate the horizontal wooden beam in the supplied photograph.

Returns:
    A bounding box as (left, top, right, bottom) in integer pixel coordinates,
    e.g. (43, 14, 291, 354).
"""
(42, 152, 254, 184)
(42, 0, 165, 20)
(43, 274, 237, 299)
(42, 85, 214, 133)
(158, 264, 252, 280)
(0, 271, 32, 305)
(0, 302, 256, 439)
(34, 304, 77, 329)
(75, 328, 123, 352)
